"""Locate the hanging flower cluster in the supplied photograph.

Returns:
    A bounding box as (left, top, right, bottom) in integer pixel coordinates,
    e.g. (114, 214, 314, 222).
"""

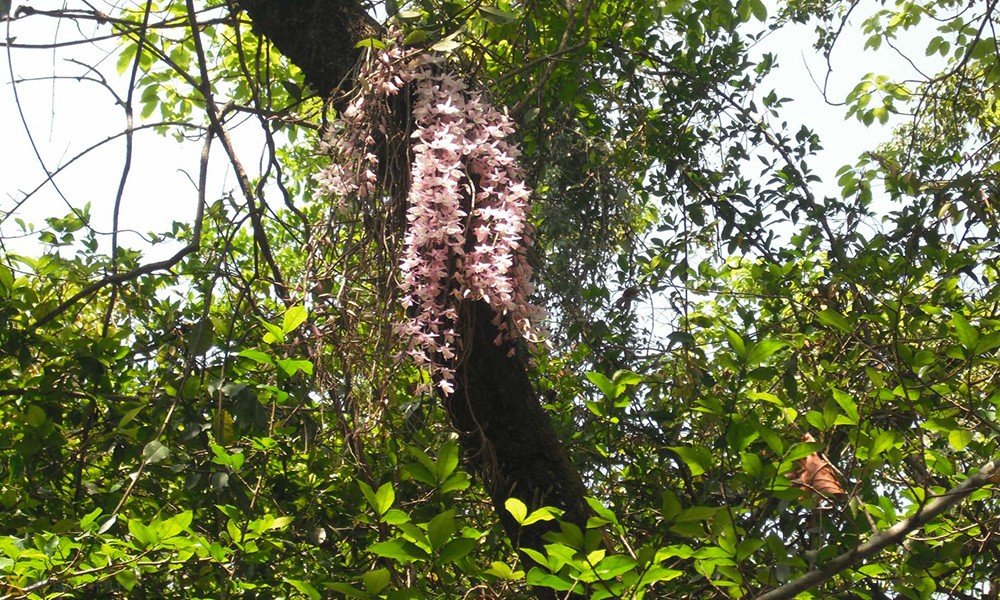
(315, 43, 540, 396)
(315, 42, 417, 204)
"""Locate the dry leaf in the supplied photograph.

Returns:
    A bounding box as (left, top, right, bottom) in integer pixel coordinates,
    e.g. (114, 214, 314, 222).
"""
(794, 434, 846, 500)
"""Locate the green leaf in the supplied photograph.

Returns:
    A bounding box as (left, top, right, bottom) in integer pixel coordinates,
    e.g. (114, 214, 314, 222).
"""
(226, 518, 242, 542)
(25, 405, 46, 427)
(431, 34, 462, 53)
(523, 506, 563, 526)
(117, 403, 147, 428)
(405, 461, 437, 487)
(438, 537, 474, 563)
(159, 510, 193, 539)
(210, 443, 245, 471)
(674, 506, 718, 522)
(585, 497, 618, 526)
(736, 0, 752, 21)
(396, 521, 430, 547)
(613, 370, 644, 386)
(977, 331, 1000, 353)
(746, 339, 785, 366)
(479, 5, 516, 25)
(402, 29, 429, 45)
(359, 481, 378, 512)
(749, 391, 783, 405)
(951, 313, 979, 351)
(284, 578, 321, 600)
(589, 554, 635, 580)
(521, 547, 549, 567)
(725, 328, 746, 359)
(128, 519, 156, 547)
(639, 565, 683, 585)
(436, 441, 460, 482)
(238, 349, 272, 365)
(142, 440, 169, 464)
(662, 0, 685, 14)
(276, 358, 313, 377)
(80, 507, 103, 530)
(188, 317, 214, 356)
(396, 9, 424, 20)
(381, 509, 410, 525)
(817, 308, 853, 333)
(871, 430, 896, 456)
(362, 568, 390, 594)
(805, 410, 826, 430)
(831, 388, 860, 425)
(368, 539, 428, 563)
(669, 445, 713, 476)
(586, 371, 617, 399)
(485, 560, 524, 580)
(354, 37, 387, 50)
(948, 429, 972, 451)
(439, 472, 470, 494)
(282, 305, 308, 334)
(741, 453, 762, 477)
(374, 483, 395, 516)
(427, 509, 455, 551)
(668, 330, 696, 347)
(116, 43, 137, 75)
(115, 569, 138, 591)
(258, 317, 286, 344)
(0, 262, 13, 292)
(526, 567, 577, 591)
(505, 497, 528, 524)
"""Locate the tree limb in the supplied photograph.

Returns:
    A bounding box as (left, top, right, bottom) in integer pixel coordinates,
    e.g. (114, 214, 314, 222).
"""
(754, 458, 1000, 600)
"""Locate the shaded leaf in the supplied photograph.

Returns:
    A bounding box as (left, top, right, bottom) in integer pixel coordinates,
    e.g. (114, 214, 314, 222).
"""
(142, 440, 169, 464)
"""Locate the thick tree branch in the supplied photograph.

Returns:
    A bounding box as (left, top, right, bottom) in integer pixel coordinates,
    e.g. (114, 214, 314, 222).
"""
(450, 300, 590, 549)
(234, 0, 380, 99)
(754, 458, 1000, 600)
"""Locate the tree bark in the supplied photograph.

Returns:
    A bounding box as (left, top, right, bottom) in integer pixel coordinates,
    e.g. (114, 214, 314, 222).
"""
(234, 0, 589, 557)
(451, 300, 590, 549)
(237, 0, 380, 98)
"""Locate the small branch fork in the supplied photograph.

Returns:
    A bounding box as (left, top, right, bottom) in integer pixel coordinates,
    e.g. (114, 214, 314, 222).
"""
(28, 121, 212, 331)
(754, 458, 1000, 600)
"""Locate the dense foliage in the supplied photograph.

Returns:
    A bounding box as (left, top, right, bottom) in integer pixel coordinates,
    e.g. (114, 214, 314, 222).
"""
(1, 0, 998, 598)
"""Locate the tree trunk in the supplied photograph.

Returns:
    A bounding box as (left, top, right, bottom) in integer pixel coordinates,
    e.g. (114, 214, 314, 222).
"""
(451, 300, 589, 549)
(235, 0, 589, 560)
(237, 0, 380, 99)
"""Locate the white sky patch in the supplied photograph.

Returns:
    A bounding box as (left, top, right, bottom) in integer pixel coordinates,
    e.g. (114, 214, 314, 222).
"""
(1, 4, 266, 260)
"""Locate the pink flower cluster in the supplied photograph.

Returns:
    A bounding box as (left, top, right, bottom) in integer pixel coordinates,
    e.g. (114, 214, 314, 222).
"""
(315, 43, 418, 203)
(316, 44, 540, 396)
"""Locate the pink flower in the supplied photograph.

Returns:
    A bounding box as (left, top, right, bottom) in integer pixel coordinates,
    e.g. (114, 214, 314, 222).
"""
(318, 37, 541, 396)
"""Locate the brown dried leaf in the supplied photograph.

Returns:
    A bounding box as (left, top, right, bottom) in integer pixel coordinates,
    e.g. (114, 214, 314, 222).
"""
(792, 433, 846, 501)
(796, 452, 846, 497)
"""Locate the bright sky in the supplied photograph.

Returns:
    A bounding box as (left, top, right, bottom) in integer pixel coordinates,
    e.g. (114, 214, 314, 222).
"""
(0, 2, 937, 261)
(0, 3, 260, 260)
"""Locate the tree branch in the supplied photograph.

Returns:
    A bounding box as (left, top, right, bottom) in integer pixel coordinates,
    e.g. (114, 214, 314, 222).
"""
(754, 458, 1000, 600)
(29, 116, 214, 331)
